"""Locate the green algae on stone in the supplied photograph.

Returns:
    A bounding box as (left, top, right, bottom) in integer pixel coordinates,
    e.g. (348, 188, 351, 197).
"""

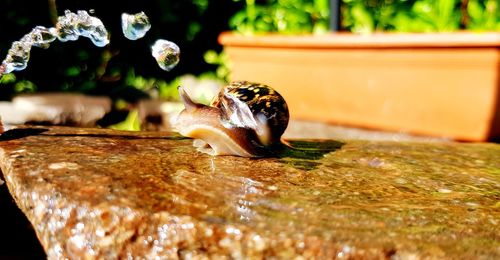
(0, 126, 498, 259)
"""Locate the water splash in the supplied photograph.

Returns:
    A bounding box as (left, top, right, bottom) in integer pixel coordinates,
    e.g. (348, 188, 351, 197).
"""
(24, 26, 57, 49)
(56, 10, 109, 47)
(56, 10, 80, 42)
(121, 12, 151, 40)
(151, 39, 180, 71)
(3, 26, 59, 74)
(0, 10, 109, 77)
(3, 41, 32, 73)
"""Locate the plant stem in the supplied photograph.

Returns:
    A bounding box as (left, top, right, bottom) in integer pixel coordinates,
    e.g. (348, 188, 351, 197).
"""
(48, 0, 58, 26)
(460, 0, 470, 29)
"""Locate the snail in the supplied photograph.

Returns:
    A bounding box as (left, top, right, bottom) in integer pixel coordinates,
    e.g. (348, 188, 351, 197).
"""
(174, 81, 289, 157)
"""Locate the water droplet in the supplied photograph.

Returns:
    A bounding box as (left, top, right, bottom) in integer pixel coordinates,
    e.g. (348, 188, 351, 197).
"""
(29, 26, 57, 49)
(121, 12, 151, 40)
(437, 188, 452, 193)
(75, 10, 95, 37)
(151, 39, 180, 71)
(55, 10, 109, 47)
(48, 162, 80, 170)
(267, 185, 278, 191)
(88, 17, 109, 47)
(56, 10, 80, 42)
(75, 10, 109, 47)
(394, 177, 407, 185)
(465, 201, 479, 207)
(4, 41, 32, 73)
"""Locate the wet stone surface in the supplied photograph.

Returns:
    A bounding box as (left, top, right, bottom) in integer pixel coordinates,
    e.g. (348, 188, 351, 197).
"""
(0, 126, 498, 259)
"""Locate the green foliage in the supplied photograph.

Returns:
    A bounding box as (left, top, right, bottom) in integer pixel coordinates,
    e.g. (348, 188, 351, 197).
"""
(391, 0, 462, 32)
(0, 73, 37, 94)
(342, 0, 500, 33)
(230, 0, 499, 34)
(467, 0, 500, 30)
(230, 0, 330, 34)
(14, 80, 37, 93)
(108, 109, 141, 131)
(125, 69, 180, 101)
(342, 1, 376, 33)
(0, 73, 16, 84)
(204, 50, 230, 82)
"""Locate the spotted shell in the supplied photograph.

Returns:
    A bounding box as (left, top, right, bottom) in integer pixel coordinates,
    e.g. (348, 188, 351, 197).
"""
(211, 81, 289, 146)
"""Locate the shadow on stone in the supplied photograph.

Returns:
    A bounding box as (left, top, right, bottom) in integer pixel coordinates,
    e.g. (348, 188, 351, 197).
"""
(0, 128, 48, 142)
(0, 126, 186, 141)
(44, 132, 186, 141)
(0, 175, 46, 259)
(278, 139, 344, 170)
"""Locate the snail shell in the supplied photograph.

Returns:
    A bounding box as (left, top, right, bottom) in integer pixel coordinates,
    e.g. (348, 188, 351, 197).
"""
(174, 81, 289, 157)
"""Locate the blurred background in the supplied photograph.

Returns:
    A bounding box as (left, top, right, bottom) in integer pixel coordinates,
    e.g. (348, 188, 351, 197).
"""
(0, 0, 498, 133)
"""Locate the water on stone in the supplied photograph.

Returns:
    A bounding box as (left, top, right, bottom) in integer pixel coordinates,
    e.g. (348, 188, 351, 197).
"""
(0, 126, 498, 258)
(151, 39, 180, 71)
(121, 12, 151, 40)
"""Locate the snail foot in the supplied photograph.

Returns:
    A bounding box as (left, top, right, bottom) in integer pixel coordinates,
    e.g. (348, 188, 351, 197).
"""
(193, 139, 216, 156)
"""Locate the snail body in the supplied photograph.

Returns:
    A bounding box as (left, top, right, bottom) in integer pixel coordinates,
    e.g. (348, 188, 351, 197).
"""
(174, 81, 289, 157)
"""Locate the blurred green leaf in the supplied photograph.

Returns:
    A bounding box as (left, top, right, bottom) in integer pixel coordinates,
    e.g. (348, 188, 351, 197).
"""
(125, 69, 180, 101)
(203, 50, 220, 64)
(187, 22, 202, 41)
(468, 0, 484, 21)
(14, 80, 36, 93)
(109, 109, 141, 131)
(157, 76, 181, 100)
(65, 66, 81, 77)
(468, 0, 500, 30)
(350, 3, 375, 33)
(77, 80, 97, 92)
(77, 50, 90, 60)
(0, 73, 16, 84)
(193, 0, 209, 13)
(204, 50, 230, 82)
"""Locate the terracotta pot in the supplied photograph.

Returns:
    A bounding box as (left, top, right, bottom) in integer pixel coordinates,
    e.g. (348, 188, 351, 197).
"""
(219, 32, 500, 141)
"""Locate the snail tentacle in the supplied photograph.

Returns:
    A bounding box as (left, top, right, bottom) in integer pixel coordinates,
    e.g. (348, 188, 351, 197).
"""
(178, 86, 202, 112)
